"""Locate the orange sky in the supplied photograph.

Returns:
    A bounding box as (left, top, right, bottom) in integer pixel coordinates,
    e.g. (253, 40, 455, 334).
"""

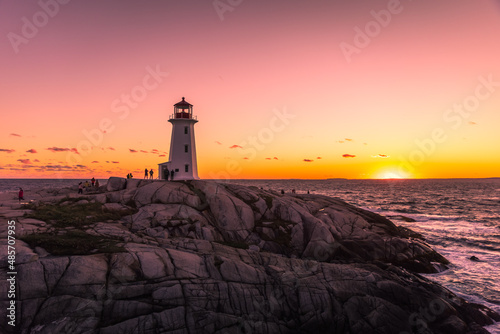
(1, 0, 500, 179)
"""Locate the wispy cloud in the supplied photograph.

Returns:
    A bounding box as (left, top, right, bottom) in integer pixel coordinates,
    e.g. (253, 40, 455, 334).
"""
(345, 138, 353, 142)
(129, 149, 138, 153)
(159, 154, 166, 157)
(316, 157, 322, 159)
(243, 157, 249, 160)
(342, 154, 356, 158)
(47, 147, 79, 154)
(151, 149, 159, 154)
(17, 159, 31, 164)
(0, 149, 15, 153)
(468, 121, 477, 125)
(273, 157, 278, 160)
(303, 159, 314, 162)
(215, 141, 222, 145)
(140, 150, 148, 153)
(34, 159, 40, 162)
(265, 157, 271, 160)
(229, 145, 242, 149)
(91, 161, 99, 163)
(10, 133, 21, 137)
(371, 154, 389, 158)
(26, 149, 37, 154)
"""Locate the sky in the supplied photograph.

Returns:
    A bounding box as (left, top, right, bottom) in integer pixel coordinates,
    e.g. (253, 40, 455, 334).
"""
(1, 0, 500, 179)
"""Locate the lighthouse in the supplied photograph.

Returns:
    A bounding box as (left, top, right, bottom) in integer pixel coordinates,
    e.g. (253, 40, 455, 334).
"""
(158, 97, 199, 180)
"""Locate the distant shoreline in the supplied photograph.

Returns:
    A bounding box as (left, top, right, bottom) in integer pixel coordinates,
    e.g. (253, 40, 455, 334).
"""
(0, 177, 499, 181)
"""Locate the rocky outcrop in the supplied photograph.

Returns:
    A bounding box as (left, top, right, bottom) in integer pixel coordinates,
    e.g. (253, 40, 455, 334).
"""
(0, 178, 498, 334)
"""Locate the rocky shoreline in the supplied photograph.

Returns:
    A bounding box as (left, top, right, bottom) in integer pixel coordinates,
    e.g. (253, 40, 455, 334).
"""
(1, 177, 498, 333)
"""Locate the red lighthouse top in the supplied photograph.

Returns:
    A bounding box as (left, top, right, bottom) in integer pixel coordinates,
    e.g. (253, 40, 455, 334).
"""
(173, 97, 194, 119)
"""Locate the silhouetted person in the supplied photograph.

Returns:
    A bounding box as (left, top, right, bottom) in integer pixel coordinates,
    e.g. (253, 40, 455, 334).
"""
(78, 182, 83, 194)
(280, 189, 284, 195)
(18, 188, 24, 203)
(164, 168, 169, 181)
(91, 177, 95, 187)
(170, 169, 175, 181)
(144, 168, 148, 179)
(149, 169, 154, 179)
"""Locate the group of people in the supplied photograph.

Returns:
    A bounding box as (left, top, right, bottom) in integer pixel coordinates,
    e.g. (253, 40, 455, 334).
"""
(163, 168, 175, 181)
(144, 168, 155, 179)
(78, 177, 99, 194)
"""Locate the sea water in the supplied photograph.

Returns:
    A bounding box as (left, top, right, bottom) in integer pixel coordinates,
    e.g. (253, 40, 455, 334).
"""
(1, 178, 499, 331)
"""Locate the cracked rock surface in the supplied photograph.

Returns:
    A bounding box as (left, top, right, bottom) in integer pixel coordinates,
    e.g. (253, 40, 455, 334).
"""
(0, 177, 498, 334)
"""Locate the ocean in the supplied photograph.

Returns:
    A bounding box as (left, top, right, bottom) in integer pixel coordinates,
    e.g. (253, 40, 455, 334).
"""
(1, 178, 499, 332)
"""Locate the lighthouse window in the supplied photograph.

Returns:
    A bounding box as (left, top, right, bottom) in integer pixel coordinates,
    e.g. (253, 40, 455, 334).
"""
(184, 145, 188, 153)
(184, 126, 188, 134)
(185, 164, 189, 172)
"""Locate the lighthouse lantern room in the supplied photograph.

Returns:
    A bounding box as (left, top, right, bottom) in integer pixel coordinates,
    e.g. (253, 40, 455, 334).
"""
(158, 97, 199, 180)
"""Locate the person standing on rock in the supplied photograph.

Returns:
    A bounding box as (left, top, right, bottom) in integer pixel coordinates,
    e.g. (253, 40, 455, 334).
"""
(149, 169, 154, 179)
(91, 177, 95, 187)
(144, 168, 148, 179)
(170, 169, 174, 181)
(18, 188, 24, 203)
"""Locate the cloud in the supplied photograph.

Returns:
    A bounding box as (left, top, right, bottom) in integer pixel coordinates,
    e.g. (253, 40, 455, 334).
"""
(129, 149, 138, 153)
(46, 147, 79, 154)
(265, 158, 271, 160)
(34, 159, 40, 162)
(243, 157, 249, 160)
(273, 157, 278, 160)
(371, 154, 389, 158)
(363, 143, 368, 145)
(140, 150, 148, 153)
(215, 141, 222, 145)
(112, 161, 119, 164)
(151, 149, 159, 154)
(91, 161, 99, 163)
(337, 141, 345, 144)
(107, 147, 115, 151)
(316, 157, 322, 159)
(17, 159, 31, 164)
(26, 149, 37, 154)
(229, 145, 242, 149)
(303, 159, 314, 162)
(345, 138, 353, 141)
(159, 154, 166, 157)
(468, 121, 477, 125)
(342, 154, 356, 158)
(0, 149, 15, 153)
(10, 133, 21, 137)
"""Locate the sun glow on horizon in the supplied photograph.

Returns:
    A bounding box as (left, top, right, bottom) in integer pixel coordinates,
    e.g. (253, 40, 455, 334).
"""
(373, 168, 411, 180)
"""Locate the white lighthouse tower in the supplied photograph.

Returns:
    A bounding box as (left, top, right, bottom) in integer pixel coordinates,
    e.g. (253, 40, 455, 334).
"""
(158, 97, 199, 180)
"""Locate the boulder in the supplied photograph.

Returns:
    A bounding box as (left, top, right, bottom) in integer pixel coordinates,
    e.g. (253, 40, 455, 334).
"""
(106, 177, 127, 192)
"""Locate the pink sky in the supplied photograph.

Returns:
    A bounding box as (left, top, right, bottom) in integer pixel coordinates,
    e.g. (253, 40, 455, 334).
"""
(1, 0, 500, 179)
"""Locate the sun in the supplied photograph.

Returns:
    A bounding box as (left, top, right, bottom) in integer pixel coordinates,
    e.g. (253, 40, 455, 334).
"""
(373, 168, 411, 179)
